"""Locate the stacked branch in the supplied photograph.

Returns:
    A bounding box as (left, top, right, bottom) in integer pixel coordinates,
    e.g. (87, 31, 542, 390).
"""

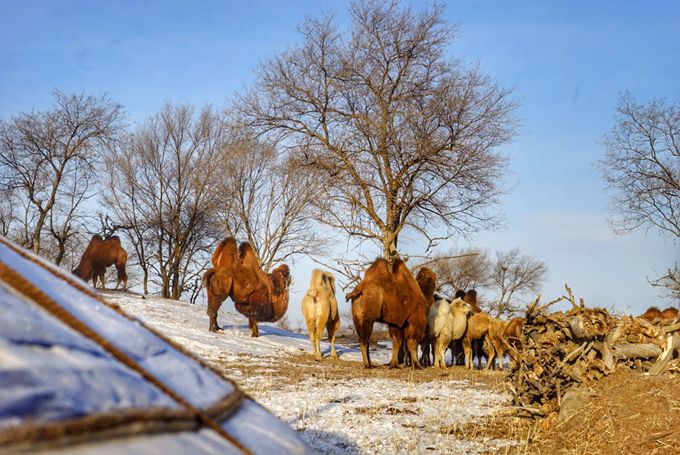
(509, 285, 680, 418)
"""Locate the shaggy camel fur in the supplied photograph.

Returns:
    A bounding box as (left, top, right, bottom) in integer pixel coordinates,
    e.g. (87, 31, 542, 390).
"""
(428, 297, 472, 368)
(639, 306, 663, 322)
(204, 238, 291, 336)
(346, 258, 427, 369)
(661, 307, 679, 320)
(301, 269, 340, 360)
(416, 267, 437, 366)
(73, 235, 128, 290)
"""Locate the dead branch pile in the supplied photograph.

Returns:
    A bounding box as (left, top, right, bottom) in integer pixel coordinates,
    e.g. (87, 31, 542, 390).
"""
(509, 285, 680, 418)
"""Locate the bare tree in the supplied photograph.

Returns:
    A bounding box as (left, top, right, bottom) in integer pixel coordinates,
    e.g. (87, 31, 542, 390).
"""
(102, 104, 225, 299)
(0, 91, 123, 257)
(601, 93, 680, 238)
(216, 132, 326, 272)
(429, 248, 490, 294)
(489, 248, 548, 317)
(240, 0, 516, 261)
(601, 93, 680, 301)
(650, 264, 680, 302)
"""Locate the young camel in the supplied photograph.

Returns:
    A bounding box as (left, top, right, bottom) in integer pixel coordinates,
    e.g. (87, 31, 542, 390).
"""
(428, 297, 472, 368)
(301, 269, 340, 360)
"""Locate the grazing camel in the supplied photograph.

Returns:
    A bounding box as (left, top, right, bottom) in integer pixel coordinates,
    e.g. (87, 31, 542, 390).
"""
(204, 238, 291, 336)
(301, 269, 340, 360)
(347, 258, 427, 369)
(73, 235, 128, 290)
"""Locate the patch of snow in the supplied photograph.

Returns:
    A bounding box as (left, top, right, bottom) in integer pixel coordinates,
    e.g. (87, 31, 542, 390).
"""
(107, 291, 390, 365)
(106, 291, 517, 454)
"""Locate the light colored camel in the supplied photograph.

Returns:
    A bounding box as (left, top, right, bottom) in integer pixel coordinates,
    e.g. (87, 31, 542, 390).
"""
(428, 297, 472, 368)
(301, 269, 340, 360)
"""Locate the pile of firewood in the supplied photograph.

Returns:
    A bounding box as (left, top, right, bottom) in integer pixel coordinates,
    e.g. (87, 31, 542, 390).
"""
(508, 285, 680, 418)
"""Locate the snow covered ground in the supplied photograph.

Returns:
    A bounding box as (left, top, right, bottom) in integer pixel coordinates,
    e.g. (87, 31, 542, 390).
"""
(105, 291, 518, 454)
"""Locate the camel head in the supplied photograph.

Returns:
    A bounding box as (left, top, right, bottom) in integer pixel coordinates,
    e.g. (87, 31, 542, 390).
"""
(450, 297, 472, 317)
(271, 264, 291, 293)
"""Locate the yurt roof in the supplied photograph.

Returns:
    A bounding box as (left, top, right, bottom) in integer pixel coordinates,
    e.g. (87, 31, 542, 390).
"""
(0, 236, 309, 454)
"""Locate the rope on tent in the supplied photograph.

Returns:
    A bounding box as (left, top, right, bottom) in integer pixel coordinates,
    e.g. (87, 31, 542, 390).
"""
(0, 252, 253, 455)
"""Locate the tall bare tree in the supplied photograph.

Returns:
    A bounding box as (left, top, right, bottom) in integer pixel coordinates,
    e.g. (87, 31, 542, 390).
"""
(240, 1, 516, 261)
(490, 248, 548, 317)
(601, 93, 680, 301)
(103, 104, 225, 299)
(0, 91, 123, 258)
(602, 93, 680, 238)
(216, 132, 326, 272)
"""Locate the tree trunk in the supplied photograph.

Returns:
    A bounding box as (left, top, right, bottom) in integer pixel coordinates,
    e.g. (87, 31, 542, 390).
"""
(383, 232, 399, 262)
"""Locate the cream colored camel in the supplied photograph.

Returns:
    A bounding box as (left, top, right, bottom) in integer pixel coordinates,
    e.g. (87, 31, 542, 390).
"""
(301, 269, 340, 360)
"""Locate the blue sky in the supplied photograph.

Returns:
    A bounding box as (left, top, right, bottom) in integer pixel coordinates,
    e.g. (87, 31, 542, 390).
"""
(1, 1, 678, 324)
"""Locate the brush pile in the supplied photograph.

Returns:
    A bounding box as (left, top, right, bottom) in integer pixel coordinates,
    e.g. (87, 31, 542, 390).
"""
(508, 285, 680, 418)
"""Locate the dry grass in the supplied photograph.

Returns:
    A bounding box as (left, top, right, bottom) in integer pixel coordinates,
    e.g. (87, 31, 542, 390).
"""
(216, 348, 679, 454)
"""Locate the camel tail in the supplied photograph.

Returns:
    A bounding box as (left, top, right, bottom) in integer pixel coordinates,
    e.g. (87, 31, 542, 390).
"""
(204, 268, 217, 288)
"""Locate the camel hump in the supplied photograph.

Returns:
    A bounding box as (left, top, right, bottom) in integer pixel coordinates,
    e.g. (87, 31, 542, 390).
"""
(239, 242, 261, 269)
(309, 269, 325, 288)
(212, 237, 238, 268)
(324, 273, 336, 296)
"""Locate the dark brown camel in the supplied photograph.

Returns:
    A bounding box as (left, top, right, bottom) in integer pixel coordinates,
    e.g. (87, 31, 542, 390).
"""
(73, 235, 128, 290)
(204, 238, 291, 337)
(416, 267, 437, 366)
(346, 258, 427, 369)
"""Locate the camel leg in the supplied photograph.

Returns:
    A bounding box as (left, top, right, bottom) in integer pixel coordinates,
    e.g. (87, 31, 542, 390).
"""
(304, 314, 321, 360)
(463, 336, 473, 369)
(388, 327, 403, 369)
(207, 292, 223, 332)
(98, 270, 106, 290)
(327, 317, 340, 359)
(115, 263, 128, 290)
(433, 338, 441, 369)
(249, 318, 259, 337)
(357, 323, 374, 369)
(406, 336, 422, 370)
(494, 339, 505, 371)
(484, 340, 495, 371)
(420, 336, 432, 367)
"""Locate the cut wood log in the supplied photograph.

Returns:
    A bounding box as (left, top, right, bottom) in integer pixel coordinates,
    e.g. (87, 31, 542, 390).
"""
(611, 343, 662, 360)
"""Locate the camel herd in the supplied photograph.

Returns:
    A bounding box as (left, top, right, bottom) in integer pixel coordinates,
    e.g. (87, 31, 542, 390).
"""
(71, 235, 678, 371)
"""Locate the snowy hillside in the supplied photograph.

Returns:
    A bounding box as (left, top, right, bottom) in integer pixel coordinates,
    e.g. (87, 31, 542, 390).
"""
(105, 291, 517, 454)
(104, 290, 389, 365)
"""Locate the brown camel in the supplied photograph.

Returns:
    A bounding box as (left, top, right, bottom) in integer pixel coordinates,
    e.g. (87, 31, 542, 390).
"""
(346, 258, 427, 369)
(204, 238, 291, 336)
(73, 234, 128, 290)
